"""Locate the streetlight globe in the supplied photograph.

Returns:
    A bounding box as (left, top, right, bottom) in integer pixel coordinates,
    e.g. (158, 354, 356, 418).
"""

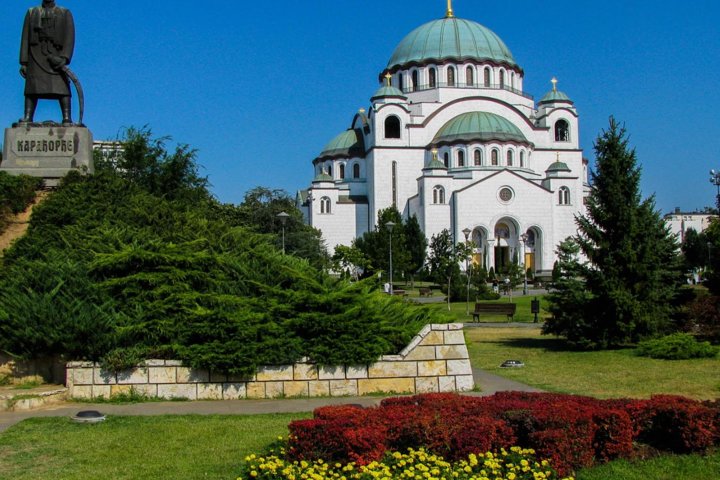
(385, 221, 396, 232)
(462, 228, 471, 240)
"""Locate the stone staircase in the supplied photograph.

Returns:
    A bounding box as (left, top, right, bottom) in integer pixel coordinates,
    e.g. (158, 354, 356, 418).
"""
(0, 384, 68, 412)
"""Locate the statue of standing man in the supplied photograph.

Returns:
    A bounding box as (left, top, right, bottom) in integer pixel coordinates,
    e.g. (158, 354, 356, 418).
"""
(19, 0, 75, 125)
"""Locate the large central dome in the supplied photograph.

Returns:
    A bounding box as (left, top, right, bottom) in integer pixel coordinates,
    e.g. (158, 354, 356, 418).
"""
(387, 17, 517, 71)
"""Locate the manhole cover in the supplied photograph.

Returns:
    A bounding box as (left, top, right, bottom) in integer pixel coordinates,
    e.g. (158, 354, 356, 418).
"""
(500, 360, 525, 368)
(71, 410, 106, 423)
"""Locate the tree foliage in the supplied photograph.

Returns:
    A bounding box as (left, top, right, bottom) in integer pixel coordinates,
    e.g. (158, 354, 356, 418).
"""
(0, 129, 442, 374)
(544, 118, 683, 348)
(353, 206, 414, 283)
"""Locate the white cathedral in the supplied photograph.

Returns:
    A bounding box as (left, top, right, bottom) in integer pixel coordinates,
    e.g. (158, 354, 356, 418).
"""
(298, 1, 589, 274)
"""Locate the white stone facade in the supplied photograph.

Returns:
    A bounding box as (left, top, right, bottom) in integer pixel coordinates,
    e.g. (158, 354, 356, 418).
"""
(664, 209, 715, 243)
(298, 9, 589, 274)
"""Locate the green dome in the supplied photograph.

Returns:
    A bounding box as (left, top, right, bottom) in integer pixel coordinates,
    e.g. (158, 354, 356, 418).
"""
(433, 112, 528, 145)
(313, 172, 333, 182)
(539, 89, 573, 104)
(425, 158, 448, 170)
(546, 161, 571, 173)
(371, 85, 406, 100)
(318, 128, 365, 159)
(387, 17, 517, 70)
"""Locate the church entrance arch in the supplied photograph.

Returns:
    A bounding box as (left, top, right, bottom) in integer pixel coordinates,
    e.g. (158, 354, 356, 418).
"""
(493, 218, 519, 273)
(471, 227, 488, 268)
(523, 227, 543, 272)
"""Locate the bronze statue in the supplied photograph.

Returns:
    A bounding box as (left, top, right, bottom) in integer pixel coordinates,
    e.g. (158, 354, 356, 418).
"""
(19, 0, 75, 125)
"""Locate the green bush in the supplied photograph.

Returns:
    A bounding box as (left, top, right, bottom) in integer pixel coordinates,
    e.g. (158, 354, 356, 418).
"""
(636, 333, 718, 360)
(0, 130, 446, 375)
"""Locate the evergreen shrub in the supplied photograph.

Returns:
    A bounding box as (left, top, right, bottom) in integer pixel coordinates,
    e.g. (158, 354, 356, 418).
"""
(636, 333, 718, 360)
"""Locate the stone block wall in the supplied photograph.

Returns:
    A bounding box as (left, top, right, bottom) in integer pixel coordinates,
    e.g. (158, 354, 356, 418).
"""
(66, 323, 474, 400)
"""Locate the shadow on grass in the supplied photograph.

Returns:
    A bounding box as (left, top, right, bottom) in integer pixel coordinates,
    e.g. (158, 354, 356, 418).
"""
(494, 336, 637, 354)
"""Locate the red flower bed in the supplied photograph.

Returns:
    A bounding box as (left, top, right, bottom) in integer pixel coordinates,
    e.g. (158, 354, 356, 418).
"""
(287, 392, 720, 475)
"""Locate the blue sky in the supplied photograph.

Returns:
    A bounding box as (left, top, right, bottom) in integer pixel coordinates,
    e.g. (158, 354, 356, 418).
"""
(1, 0, 718, 213)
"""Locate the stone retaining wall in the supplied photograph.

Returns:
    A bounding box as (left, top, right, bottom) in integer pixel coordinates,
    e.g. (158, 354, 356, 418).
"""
(66, 323, 474, 400)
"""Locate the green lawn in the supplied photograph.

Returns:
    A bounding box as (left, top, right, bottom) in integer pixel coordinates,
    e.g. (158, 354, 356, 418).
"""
(466, 326, 720, 400)
(576, 451, 720, 479)
(0, 413, 307, 480)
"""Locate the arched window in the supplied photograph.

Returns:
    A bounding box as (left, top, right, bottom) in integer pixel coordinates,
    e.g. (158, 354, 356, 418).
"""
(555, 120, 570, 142)
(474, 149, 482, 166)
(491, 149, 499, 166)
(558, 187, 571, 205)
(339, 164, 345, 179)
(412, 70, 419, 92)
(466, 66, 474, 86)
(443, 152, 449, 168)
(447, 66, 455, 86)
(499, 70, 505, 88)
(384, 115, 401, 139)
(392, 161, 398, 206)
(457, 150, 465, 167)
(519, 151, 525, 167)
(506, 150, 514, 166)
(511, 72, 515, 89)
(484, 67, 491, 86)
(432, 186, 445, 204)
(398, 73, 404, 92)
(327, 165, 332, 177)
(353, 163, 360, 179)
(320, 196, 332, 214)
(429, 67, 437, 88)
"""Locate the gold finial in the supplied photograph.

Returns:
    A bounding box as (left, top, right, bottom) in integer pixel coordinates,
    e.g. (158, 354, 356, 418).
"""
(551, 77, 558, 92)
(432, 148, 439, 161)
(385, 72, 392, 87)
(446, 0, 454, 18)
(359, 107, 366, 114)
(556, 152, 560, 162)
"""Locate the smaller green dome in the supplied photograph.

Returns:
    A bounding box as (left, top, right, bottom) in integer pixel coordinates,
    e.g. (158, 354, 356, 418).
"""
(318, 128, 365, 159)
(433, 111, 529, 145)
(546, 161, 571, 173)
(539, 89, 572, 104)
(313, 172, 333, 182)
(425, 158, 448, 170)
(371, 85, 406, 100)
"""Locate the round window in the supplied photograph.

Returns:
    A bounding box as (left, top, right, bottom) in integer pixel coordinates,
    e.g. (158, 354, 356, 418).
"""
(499, 187, 514, 202)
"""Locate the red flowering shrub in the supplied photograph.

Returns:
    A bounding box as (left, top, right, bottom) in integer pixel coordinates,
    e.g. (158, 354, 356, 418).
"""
(287, 392, 719, 475)
(640, 395, 718, 453)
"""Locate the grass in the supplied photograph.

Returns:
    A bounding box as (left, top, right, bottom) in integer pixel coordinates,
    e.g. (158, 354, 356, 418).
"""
(466, 327, 720, 399)
(0, 413, 308, 480)
(577, 450, 720, 479)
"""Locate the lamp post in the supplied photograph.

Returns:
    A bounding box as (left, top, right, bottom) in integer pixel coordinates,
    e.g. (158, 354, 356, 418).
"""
(710, 170, 720, 212)
(386, 221, 396, 295)
(462, 228, 472, 316)
(277, 211, 290, 254)
(520, 233, 529, 296)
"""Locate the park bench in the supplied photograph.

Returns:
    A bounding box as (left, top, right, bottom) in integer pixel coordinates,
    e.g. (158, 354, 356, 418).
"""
(419, 287, 432, 297)
(472, 302, 517, 321)
(391, 289, 407, 296)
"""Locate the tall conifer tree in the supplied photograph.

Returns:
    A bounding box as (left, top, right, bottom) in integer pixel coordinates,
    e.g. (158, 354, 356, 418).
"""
(545, 118, 682, 348)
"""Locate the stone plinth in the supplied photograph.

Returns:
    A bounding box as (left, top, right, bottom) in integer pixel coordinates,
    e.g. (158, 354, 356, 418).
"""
(1, 124, 94, 186)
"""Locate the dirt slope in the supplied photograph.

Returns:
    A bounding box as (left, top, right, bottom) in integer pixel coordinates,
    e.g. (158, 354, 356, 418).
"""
(0, 191, 48, 255)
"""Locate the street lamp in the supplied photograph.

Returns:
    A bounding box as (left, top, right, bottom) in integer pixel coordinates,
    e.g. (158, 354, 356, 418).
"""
(277, 211, 290, 254)
(709, 170, 720, 212)
(386, 221, 396, 295)
(520, 233, 529, 296)
(462, 228, 472, 316)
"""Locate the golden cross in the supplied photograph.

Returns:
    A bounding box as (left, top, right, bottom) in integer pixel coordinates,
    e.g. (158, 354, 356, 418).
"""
(446, 0, 454, 18)
(385, 72, 392, 86)
(432, 148, 439, 160)
(551, 77, 558, 92)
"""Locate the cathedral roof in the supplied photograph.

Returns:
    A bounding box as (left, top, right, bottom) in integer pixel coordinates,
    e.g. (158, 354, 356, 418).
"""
(387, 17, 517, 71)
(318, 128, 365, 160)
(539, 89, 573, 104)
(546, 161, 571, 173)
(433, 111, 529, 145)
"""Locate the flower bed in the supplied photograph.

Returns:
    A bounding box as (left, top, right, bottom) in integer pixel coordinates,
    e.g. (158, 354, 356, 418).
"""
(286, 392, 720, 476)
(238, 446, 574, 480)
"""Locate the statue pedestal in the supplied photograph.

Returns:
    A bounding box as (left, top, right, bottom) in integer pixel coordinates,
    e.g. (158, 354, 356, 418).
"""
(1, 124, 94, 187)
